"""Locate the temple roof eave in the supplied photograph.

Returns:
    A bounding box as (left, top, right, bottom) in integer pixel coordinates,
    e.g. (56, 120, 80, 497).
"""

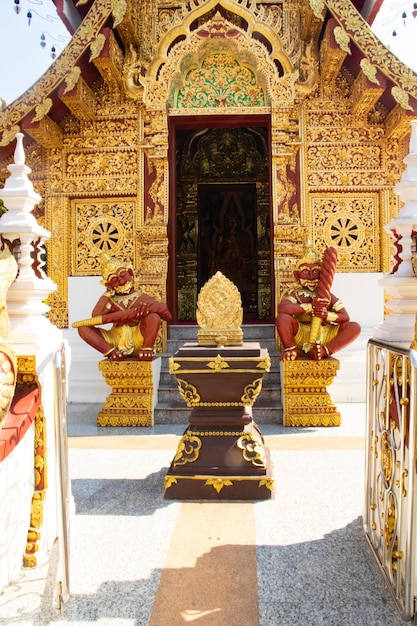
(0, 0, 416, 164)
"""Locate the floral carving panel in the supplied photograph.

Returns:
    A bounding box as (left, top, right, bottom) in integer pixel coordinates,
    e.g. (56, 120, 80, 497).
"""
(71, 198, 136, 275)
(175, 52, 266, 108)
(311, 193, 380, 272)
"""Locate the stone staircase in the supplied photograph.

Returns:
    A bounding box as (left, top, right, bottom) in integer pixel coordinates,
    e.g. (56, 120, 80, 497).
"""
(154, 324, 283, 425)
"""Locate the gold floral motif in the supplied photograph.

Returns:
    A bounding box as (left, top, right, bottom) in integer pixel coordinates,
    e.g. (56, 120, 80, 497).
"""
(309, 0, 326, 21)
(168, 358, 180, 374)
(360, 59, 380, 86)
(207, 355, 230, 372)
(325, 0, 417, 95)
(237, 433, 266, 467)
(176, 51, 266, 109)
(257, 357, 271, 372)
(164, 476, 178, 489)
(311, 194, 379, 272)
(98, 359, 154, 426)
(333, 26, 351, 55)
(0, 0, 414, 331)
(176, 378, 201, 407)
(391, 86, 414, 112)
(63, 67, 82, 94)
(112, 0, 127, 28)
(282, 359, 341, 427)
(259, 478, 274, 491)
(205, 477, 234, 494)
(241, 378, 263, 405)
(90, 34, 106, 61)
(381, 430, 393, 484)
(173, 433, 202, 466)
(0, 0, 112, 145)
(32, 98, 53, 123)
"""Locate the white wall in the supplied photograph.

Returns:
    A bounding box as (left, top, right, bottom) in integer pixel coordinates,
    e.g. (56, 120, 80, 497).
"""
(330, 272, 384, 402)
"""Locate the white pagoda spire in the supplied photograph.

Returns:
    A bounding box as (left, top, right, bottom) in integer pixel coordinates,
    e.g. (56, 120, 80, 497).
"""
(0, 133, 61, 357)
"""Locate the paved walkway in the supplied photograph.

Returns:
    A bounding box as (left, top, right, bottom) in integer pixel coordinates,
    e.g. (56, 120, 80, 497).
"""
(0, 403, 407, 625)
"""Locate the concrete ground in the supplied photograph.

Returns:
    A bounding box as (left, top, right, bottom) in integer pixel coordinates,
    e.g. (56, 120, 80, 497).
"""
(0, 403, 408, 626)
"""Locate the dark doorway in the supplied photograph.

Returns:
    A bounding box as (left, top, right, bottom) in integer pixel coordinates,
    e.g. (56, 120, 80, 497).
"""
(198, 184, 258, 318)
(169, 116, 272, 323)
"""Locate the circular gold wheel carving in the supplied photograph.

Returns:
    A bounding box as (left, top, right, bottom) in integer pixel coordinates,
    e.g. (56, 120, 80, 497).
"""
(86, 217, 123, 255)
(325, 212, 363, 249)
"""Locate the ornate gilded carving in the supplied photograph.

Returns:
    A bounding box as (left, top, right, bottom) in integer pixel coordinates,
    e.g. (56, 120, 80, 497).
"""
(164, 474, 273, 494)
(176, 50, 266, 109)
(365, 343, 412, 608)
(324, 0, 417, 98)
(71, 198, 136, 275)
(0, 0, 414, 332)
(204, 477, 234, 494)
(112, 0, 128, 29)
(60, 77, 97, 122)
(360, 59, 380, 86)
(282, 358, 341, 426)
(310, 194, 379, 271)
(176, 378, 201, 407)
(25, 116, 63, 150)
(237, 433, 266, 467)
(391, 86, 414, 112)
(207, 355, 230, 372)
(333, 26, 351, 55)
(32, 98, 53, 123)
(141, 10, 298, 112)
(351, 72, 384, 118)
(97, 359, 154, 426)
(93, 29, 124, 93)
(241, 378, 263, 405)
(172, 433, 202, 467)
(90, 33, 106, 61)
(196, 272, 243, 346)
(63, 67, 82, 94)
(309, 0, 326, 21)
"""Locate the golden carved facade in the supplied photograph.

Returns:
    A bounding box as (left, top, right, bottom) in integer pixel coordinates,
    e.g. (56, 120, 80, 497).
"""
(0, 0, 416, 331)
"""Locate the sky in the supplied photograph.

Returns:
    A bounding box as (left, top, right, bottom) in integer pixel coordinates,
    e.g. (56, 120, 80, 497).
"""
(0, 0, 71, 105)
(0, 0, 416, 106)
(371, 0, 417, 73)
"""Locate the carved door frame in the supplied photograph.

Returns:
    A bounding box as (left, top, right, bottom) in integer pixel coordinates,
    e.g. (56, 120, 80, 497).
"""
(167, 113, 274, 324)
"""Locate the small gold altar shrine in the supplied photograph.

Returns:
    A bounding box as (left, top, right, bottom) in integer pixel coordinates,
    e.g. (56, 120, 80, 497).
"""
(165, 272, 274, 500)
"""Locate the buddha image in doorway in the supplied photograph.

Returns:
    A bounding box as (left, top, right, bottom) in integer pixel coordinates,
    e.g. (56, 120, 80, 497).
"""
(198, 184, 258, 319)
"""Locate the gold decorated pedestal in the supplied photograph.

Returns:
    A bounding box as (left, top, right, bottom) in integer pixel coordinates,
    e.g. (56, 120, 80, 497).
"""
(165, 342, 274, 500)
(97, 359, 154, 427)
(281, 358, 341, 427)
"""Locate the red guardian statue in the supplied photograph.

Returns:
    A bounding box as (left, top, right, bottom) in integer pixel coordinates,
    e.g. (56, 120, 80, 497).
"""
(74, 253, 172, 361)
(276, 242, 360, 361)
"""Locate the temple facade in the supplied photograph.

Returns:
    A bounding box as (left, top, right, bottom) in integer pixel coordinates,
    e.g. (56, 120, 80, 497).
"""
(0, 0, 416, 402)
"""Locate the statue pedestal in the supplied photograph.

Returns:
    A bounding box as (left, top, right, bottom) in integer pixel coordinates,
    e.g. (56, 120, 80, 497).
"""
(281, 358, 341, 427)
(97, 359, 154, 426)
(165, 342, 274, 500)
